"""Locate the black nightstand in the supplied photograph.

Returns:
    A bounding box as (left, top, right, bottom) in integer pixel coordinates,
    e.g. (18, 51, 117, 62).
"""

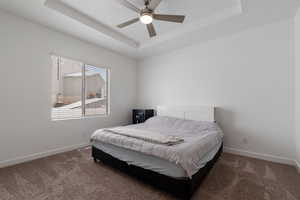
(132, 109, 154, 124)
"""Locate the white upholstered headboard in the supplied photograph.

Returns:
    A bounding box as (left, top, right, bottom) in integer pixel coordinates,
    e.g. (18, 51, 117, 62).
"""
(157, 106, 215, 122)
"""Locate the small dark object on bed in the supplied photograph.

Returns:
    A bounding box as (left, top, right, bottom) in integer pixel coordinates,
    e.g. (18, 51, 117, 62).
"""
(92, 143, 223, 200)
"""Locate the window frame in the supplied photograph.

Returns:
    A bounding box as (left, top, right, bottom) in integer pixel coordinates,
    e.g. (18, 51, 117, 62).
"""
(51, 54, 110, 121)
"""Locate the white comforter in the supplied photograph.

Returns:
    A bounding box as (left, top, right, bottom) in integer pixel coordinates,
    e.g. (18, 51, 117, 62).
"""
(91, 116, 223, 177)
(103, 127, 184, 145)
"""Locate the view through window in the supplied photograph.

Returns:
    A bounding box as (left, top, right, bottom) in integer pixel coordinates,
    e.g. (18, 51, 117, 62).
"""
(51, 56, 109, 120)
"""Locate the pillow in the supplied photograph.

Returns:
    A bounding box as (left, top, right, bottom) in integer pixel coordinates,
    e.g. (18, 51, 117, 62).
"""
(145, 116, 215, 132)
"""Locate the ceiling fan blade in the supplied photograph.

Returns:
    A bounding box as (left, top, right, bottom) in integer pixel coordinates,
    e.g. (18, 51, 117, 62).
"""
(146, 23, 156, 37)
(148, 0, 162, 10)
(153, 14, 185, 23)
(113, 0, 141, 13)
(117, 18, 139, 28)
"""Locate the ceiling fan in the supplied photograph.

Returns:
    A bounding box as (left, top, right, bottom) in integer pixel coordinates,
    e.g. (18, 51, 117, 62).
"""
(115, 0, 185, 38)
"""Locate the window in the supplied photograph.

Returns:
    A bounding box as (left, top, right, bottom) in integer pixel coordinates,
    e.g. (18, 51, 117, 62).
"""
(51, 55, 109, 120)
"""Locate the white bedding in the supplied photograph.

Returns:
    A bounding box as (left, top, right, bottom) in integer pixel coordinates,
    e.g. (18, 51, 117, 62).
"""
(91, 116, 223, 177)
(103, 127, 184, 145)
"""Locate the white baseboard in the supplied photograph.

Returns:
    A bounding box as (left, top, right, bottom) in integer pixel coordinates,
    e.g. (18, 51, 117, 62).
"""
(296, 160, 300, 174)
(1, 143, 299, 173)
(224, 146, 296, 166)
(0, 143, 90, 168)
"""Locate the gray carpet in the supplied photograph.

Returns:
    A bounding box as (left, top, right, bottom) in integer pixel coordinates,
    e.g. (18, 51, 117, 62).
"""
(0, 147, 299, 200)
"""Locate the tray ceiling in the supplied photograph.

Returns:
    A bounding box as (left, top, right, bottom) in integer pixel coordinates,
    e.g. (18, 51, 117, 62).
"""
(0, 0, 299, 58)
(61, 0, 239, 44)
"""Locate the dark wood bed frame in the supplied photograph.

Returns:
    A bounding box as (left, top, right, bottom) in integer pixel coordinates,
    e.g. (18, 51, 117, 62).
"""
(92, 144, 223, 200)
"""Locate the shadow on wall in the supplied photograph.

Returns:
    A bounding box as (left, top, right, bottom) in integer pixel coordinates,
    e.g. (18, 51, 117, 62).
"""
(215, 107, 237, 146)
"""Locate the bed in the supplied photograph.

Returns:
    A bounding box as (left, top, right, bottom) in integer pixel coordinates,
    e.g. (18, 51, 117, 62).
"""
(91, 106, 223, 200)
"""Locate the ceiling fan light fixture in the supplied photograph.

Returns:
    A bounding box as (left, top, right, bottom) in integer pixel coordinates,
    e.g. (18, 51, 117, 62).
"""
(140, 13, 153, 24)
(116, 0, 185, 38)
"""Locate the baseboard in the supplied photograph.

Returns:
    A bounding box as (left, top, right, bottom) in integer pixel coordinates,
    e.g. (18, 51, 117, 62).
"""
(296, 160, 300, 174)
(224, 146, 295, 166)
(1, 143, 299, 173)
(0, 143, 90, 168)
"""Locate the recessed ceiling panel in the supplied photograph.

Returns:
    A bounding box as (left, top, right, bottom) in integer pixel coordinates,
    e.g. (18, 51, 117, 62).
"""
(62, 0, 240, 43)
(1, 0, 298, 58)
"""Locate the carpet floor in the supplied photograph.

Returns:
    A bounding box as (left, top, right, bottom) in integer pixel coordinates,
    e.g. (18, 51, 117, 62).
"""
(0, 147, 299, 200)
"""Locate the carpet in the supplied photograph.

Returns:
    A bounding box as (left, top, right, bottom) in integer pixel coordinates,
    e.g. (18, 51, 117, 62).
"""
(0, 147, 299, 200)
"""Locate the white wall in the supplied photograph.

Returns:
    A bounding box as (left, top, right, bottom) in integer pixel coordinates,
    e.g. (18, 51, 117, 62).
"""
(295, 9, 300, 170)
(0, 10, 137, 166)
(137, 19, 295, 163)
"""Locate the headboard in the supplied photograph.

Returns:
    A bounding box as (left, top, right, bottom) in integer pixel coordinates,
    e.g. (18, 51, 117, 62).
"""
(157, 105, 215, 122)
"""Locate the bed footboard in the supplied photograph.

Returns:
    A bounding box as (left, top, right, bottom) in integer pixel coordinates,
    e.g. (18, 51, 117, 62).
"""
(92, 143, 223, 200)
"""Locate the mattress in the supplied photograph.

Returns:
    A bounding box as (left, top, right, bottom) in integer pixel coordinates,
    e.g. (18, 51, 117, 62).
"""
(91, 116, 224, 177)
(93, 140, 222, 178)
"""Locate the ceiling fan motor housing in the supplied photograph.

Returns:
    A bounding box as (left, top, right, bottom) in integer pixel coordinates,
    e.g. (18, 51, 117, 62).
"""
(141, 8, 153, 16)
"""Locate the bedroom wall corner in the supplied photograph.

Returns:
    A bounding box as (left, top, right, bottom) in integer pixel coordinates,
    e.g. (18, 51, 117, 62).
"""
(295, 8, 300, 172)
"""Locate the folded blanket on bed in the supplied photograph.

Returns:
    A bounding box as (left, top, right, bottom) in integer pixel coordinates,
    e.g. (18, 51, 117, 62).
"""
(103, 127, 184, 146)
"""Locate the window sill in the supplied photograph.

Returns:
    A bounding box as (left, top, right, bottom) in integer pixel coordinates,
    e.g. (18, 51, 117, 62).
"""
(52, 114, 109, 122)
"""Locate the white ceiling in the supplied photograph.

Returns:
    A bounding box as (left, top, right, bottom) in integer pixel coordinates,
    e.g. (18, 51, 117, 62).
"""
(61, 0, 239, 43)
(0, 0, 299, 59)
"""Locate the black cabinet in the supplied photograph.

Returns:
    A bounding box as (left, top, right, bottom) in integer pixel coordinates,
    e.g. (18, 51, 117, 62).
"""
(132, 109, 154, 124)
